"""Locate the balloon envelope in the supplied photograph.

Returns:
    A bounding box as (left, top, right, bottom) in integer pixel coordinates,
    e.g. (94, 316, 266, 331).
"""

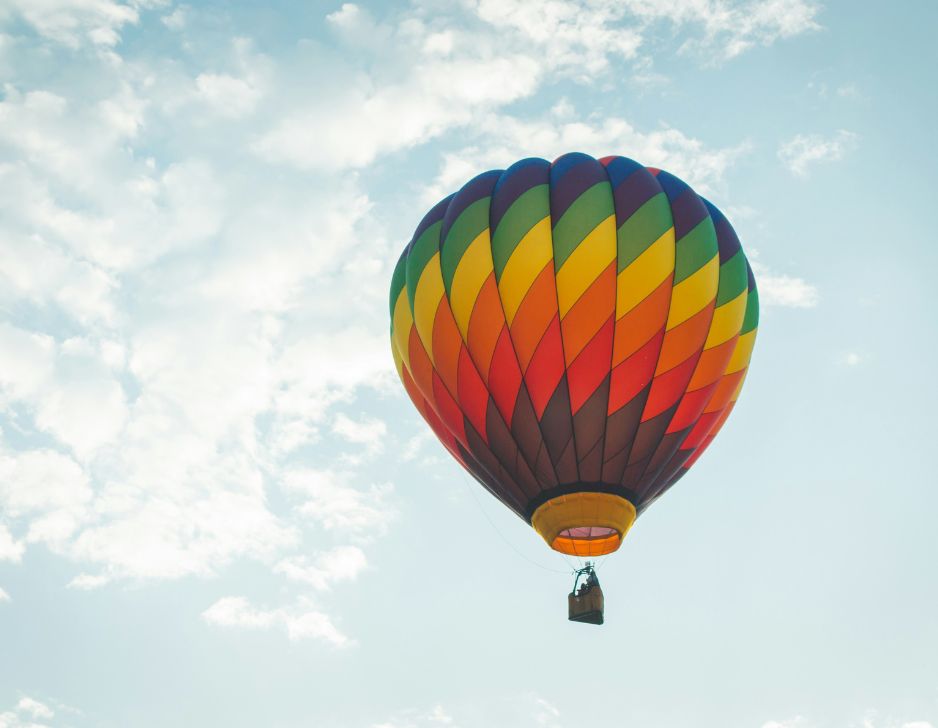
(389, 153, 758, 557)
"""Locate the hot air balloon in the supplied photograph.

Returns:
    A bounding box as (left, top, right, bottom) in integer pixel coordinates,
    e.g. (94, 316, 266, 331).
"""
(389, 153, 758, 622)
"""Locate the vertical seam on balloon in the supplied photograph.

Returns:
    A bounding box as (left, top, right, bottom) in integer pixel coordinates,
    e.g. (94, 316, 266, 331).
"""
(403, 214, 533, 509)
(389, 315, 526, 513)
(646, 262, 749, 496)
(655, 261, 758, 494)
(616, 168, 672, 484)
(549, 157, 582, 488)
(632, 197, 721, 496)
(435, 181, 546, 501)
(391, 314, 506, 504)
(596, 156, 619, 492)
(486, 164, 561, 497)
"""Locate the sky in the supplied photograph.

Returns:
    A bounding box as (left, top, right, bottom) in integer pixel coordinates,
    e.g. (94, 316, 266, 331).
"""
(0, 0, 936, 726)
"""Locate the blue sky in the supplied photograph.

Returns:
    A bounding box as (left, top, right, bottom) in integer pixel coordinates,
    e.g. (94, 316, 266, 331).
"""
(0, 0, 936, 726)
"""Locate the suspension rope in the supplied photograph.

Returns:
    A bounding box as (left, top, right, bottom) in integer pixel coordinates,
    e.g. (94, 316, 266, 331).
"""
(456, 469, 572, 575)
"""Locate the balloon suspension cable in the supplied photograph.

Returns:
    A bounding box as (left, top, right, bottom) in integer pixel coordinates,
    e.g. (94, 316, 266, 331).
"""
(571, 561, 600, 592)
(456, 469, 571, 575)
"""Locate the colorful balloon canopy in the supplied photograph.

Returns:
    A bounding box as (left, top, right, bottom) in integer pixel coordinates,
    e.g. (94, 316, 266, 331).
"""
(389, 153, 758, 558)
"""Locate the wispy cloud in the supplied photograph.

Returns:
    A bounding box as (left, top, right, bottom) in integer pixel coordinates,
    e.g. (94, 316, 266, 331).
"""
(477, 0, 820, 66)
(0, 0, 149, 48)
(254, 0, 817, 172)
(0, 524, 25, 563)
(762, 719, 809, 728)
(755, 273, 820, 307)
(0, 695, 62, 728)
(281, 469, 395, 540)
(856, 710, 935, 728)
(422, 112, 750, 206)
(332, 413, 388, 458)
(749, 257, 819, 308)
(15, 697, 54, 721)
(274, 545, 367, 591)
(371, 693, 565, 728)
(201, 595, 350, 646)
(0, 0, 823, 650)
(763, 714, 934, 728)
(778, 130, 860, 176)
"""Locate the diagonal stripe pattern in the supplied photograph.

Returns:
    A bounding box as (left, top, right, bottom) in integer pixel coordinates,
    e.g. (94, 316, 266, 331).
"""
(389, 153, 759, 556)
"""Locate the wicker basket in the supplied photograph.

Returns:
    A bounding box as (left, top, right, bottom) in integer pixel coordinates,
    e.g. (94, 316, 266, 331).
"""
(568, 585, 604, 625)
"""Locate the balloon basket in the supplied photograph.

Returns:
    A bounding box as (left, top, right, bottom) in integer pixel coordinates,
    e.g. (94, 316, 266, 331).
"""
(568, 585, 604, 625)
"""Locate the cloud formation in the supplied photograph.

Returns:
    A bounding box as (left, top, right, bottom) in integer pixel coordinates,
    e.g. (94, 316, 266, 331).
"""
(778, 130, 860, 176)
(371, 694, 566, 728)
(0, 0, 822, 649)
(201, 595, 350, 646)
(0, 0, 150, 48)
(0, 695, 61, 728)
(748, 257, 819, 308)
(255, 0, 818, 172)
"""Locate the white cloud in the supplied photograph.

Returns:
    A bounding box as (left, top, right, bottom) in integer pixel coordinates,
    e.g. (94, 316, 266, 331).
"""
(755, 272, 819, 308)
(836, 83, 862, 98)
(629, 0, 820, 59)
(161, 6, 186, 30)
(15, 698, 53, 722)
(401, 431, 436, 462)
(332, 413, 388, 457)
(253, 53, 542, 171)
(256, 0, 815, 173)
(0, 587, 9, 603)
(778, 130, 859, 176)
(844, 352, 863, 366)
(0, 323, 56, 401)
(426, 706, 453, 725)
(193, 73, 260, 118)
(33, 372, 128, 461)
(271, 327, 396, 455)
(0, 695, 86, 728)
(0, 449, 92, 547)
(0, 0, 150, 48)
(857, 712, 936, 728)
(371, 706, 456, 728)
(762, 715, 936, 728)
(476, 0, 820, 66)
(747, 256, 818, 308)
(0, 232, 118, 327)
(282, 469, 395, 540)
(371, 694, 564, 728)
(326, 3, 370, 32)
(67, 473, 298, 582)
(0, 525, 25, 563)
(0, 44, 395, 590)
(529, 695, 562, 728)
(202, 595, 350, 646)
(762, 719, 808, 728)
(0, 0, 823, 654)
(423, 113, 749, 205)
(0, 86, 226, 272)
(186, 38, 269, 119)
(274, 545, 367, 591)
(0, 325, 128, 460)
(67, 573, 112, 590)
(807, 79, 863, 101)
(0, 695, 61, 728)
(475, 0, 643, 74)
